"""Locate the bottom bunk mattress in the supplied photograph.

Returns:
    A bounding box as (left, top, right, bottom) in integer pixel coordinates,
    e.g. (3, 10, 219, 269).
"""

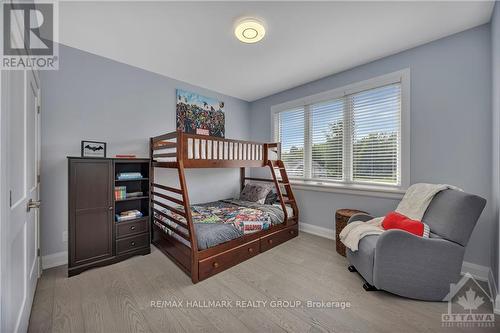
(153, 199, 293, 250)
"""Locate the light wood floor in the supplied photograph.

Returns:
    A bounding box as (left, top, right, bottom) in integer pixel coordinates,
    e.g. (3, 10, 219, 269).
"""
(28, 232, 498, 333)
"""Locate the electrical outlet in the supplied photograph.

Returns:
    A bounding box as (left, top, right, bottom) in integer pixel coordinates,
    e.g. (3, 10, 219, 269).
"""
(62, 231, 68, 243)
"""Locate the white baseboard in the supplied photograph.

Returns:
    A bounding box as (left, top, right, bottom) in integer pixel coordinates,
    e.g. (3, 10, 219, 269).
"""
(299, 222, 334, 240)
(41, 251, 67, 269)
(461, 261, 490, 281)
(489, 268, 500, 315)
(461, 261, 500, 314)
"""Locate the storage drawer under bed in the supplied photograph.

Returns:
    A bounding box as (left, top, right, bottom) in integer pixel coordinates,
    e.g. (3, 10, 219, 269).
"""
(260, 224, 298, 252)
(199, 239, 260, 280)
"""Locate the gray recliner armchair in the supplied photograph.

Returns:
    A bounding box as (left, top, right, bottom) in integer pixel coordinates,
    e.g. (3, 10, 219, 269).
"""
(346, 189, 486, 301)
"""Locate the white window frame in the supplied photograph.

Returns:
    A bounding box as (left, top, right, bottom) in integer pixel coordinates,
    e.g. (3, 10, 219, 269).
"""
(271, 69, 410, 199)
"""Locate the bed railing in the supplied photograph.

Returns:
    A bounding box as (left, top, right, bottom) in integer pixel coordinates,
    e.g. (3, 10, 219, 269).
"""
(151, 131, 280, 168)
(150, 183, 192, 244)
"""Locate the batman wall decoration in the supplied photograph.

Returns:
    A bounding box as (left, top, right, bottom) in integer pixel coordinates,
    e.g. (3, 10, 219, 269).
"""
(81, 141, 106, 158)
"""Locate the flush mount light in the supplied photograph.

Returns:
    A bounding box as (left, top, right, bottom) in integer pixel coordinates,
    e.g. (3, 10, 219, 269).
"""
(234, 18, 266, 44)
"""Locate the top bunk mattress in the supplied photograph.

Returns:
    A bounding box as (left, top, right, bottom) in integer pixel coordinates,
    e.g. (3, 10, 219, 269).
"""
(153, 199, 293, 250)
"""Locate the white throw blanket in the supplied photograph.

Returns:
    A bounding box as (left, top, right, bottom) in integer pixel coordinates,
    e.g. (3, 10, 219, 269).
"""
(339, 183, 460, 251)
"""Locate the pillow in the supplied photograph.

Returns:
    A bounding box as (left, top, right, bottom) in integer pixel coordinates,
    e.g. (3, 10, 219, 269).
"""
(240, 183, 271, 204)
(264, 190, 278, 205)
(382, 211, 430, 238)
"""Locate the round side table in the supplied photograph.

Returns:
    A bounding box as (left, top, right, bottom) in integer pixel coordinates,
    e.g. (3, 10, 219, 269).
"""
(335, 209, 368, 257)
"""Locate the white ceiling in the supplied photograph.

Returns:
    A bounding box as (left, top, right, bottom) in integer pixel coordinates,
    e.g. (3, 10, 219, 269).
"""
(58, 1, 495, 101)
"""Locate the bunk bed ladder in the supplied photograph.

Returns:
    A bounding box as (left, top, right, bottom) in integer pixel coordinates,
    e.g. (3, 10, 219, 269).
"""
(267, 160, 299, 225)
(275, 160, 299, 222)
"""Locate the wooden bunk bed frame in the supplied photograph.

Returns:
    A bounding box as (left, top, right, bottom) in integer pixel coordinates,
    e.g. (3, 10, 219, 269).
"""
(150, 130, 299, 282)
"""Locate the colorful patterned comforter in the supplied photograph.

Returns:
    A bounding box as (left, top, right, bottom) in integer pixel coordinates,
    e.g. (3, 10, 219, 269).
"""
(153, 199, 288, 250)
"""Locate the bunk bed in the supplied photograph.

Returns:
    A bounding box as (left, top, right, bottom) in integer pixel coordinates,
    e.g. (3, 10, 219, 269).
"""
(150, 131, 299, 282)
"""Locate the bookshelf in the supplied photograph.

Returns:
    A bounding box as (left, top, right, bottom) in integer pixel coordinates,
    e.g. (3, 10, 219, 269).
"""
(113, 159, 151, 261)
(114, 159, 150, 223)
(68, 157, 151, 276)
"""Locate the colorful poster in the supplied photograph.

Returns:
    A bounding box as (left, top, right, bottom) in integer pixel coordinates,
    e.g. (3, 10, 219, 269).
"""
(176, 89, 225, 138)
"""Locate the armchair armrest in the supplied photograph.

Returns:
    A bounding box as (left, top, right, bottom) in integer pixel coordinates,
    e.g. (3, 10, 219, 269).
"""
(374, 230, 465, 300)
(347, 213, 374, 224)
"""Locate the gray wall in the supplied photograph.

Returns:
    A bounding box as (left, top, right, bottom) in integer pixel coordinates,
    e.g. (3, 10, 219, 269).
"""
(491, 2, 499, 289)
(40, 45, 250, 257)
(249, 25, 493, 267)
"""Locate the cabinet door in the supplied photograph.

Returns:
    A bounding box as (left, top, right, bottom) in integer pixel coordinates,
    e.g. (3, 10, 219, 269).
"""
(69, 159, 113, 267)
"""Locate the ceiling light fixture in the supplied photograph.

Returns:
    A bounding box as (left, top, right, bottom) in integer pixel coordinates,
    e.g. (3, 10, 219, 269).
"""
(234, 18, 266, 44)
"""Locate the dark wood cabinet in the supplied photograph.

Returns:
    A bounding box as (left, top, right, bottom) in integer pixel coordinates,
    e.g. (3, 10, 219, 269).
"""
(68, 157, 151, 276)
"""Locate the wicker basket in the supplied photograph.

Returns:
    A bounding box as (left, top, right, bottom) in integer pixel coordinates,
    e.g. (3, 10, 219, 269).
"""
(335, 209, 368, 257)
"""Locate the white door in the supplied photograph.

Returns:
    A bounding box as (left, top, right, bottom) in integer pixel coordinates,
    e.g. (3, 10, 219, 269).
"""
(0, 68, 41, 333)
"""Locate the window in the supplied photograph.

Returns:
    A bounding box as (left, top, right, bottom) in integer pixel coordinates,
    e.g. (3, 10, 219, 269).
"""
(278, 107, 305, 178)
(311, 98, 344, 180)
(273, 70, 409, 190)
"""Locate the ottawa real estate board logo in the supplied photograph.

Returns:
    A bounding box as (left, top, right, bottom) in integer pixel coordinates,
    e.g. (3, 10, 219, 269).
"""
(442, 272, 495, 328)
(2, 1, 58, 70)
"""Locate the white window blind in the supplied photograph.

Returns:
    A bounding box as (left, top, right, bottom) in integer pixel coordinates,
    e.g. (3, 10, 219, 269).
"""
(351, 83, 401, 185)
(311, 99, 344, 180)
(274, 74, 405, 189)
(278, 107, 305, 178)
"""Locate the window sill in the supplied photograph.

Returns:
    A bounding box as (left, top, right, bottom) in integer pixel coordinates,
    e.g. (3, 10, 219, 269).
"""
(289, 180, 406, 199)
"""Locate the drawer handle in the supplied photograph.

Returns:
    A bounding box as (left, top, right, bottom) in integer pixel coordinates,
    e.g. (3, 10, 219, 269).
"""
(131, 241, 136, 246)
(268, 239, 273, 245)
(213, 262, 219, 268)
(290, 230, 295, 235)
(248, 247, 254, 253)
(130, 226, 136, 230)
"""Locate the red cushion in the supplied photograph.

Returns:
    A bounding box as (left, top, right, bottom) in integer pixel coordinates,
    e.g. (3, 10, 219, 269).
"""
(382, 211, 426, 237)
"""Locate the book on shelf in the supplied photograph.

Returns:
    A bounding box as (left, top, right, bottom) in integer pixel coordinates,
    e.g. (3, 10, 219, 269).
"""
(115, 154, 136, 158)
(114, 186, 126, 200)
(116, 209, 143, 222)
(116, 172, 143, 180)
(126, 191, 144, 198)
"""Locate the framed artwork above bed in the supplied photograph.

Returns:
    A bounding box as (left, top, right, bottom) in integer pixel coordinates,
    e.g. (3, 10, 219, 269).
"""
(176, 89, 225, 138)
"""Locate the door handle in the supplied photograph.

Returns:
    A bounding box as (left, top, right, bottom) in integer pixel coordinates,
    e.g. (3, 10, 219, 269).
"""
(27, 199, 41, 212)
